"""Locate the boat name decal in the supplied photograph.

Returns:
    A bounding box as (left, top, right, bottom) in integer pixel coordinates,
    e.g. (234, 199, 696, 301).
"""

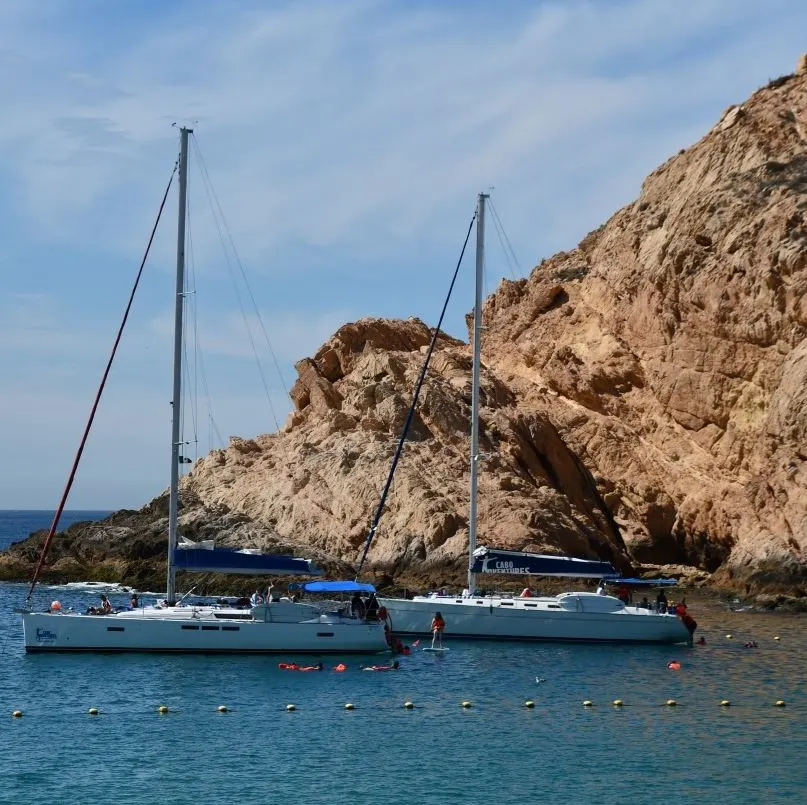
(35, 628, 57, 642)
(486, 560, 529, 574)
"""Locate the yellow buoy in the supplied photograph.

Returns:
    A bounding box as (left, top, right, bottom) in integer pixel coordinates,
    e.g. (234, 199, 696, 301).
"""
(403, 701, 414, 709)
(720, 700, 731, 707)
(665, 699, 677, 707)
(524, 700, 535, 708)
(461, 701, 472, 709)
(216, 705, 228, 713)
(775, 700, 786, 707)
(158, 705, 169, 714)
(725, 634, 732, 639)
(613, 700, 624, 707)
(11, 710, 23, 718)
(286, 704, 296, 712)
(88, 707, 99, 716)
(774, 636, 781, 641)
(583, 700, 594, 707)
(344, 703, 355, 710)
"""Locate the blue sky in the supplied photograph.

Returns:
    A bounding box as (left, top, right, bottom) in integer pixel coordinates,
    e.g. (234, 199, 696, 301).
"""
(1, 0, 805, 509)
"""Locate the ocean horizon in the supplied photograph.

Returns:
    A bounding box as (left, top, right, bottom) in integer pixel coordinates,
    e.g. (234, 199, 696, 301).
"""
(0, 510, 113, 552)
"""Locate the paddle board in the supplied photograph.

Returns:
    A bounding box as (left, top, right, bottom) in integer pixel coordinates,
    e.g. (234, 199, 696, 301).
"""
(423, 647, 450, 653)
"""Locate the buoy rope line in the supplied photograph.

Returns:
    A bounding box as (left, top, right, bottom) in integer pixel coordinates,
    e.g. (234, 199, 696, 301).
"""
(8, 698, 794, 718)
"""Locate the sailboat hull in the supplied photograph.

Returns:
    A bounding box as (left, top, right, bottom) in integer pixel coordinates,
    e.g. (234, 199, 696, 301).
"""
(22, 611, 389, 654)
(381, 594, 692, 644)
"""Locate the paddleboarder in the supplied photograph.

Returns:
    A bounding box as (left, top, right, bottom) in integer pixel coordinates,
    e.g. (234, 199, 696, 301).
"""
(431, 611, 445, 649)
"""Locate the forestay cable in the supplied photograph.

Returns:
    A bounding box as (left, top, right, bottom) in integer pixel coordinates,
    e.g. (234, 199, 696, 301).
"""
(355, 210, 477, 579)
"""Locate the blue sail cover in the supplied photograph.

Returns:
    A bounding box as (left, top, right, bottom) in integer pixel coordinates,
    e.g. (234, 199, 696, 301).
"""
(471, 546, 616, 578)
(173, 547, 322, 576)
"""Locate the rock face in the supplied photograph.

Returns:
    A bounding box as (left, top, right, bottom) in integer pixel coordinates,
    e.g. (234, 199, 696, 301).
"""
(478, 66, 807, 594)
(187, 316, 630, 584)
(3, 59, 806, 597)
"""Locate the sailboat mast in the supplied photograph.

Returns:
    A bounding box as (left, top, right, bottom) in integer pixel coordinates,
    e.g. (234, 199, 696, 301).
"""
(167, 126, 191, 605)
(467, 192, 487, 594)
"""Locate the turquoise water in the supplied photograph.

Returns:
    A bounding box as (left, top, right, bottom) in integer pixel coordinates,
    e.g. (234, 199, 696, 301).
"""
(1, 512, 806, 803)
(1, 582, 805, 804)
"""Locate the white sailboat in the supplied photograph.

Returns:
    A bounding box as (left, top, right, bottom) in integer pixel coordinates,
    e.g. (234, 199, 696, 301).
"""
(22, 128, 389, 654)
(380, 194, 693, 645)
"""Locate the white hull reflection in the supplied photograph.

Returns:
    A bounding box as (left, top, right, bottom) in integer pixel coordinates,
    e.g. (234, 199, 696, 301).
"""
(381, 592, 691, 644)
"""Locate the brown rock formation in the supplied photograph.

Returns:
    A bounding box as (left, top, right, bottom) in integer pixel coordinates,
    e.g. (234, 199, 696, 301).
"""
(3, 57, 806, 599)
(186, 316, 629, 583)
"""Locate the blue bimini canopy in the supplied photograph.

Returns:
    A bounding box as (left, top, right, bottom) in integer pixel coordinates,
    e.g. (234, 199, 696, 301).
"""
(292, 580, 377, 594)
(173, 547, 322, 576)
(471, 546, 617, 579)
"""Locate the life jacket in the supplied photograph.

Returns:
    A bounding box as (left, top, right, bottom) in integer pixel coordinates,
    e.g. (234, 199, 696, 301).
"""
(433, 618, 445, 631)
(333, 663, 348, 672)
(278, 663, 299, 670)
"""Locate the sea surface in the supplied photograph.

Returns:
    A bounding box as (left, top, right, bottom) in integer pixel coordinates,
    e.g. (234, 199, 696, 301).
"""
(1, 512, 805, 804)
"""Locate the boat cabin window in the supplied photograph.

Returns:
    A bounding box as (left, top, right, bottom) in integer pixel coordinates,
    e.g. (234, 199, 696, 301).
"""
(181, 624, 200, 630)
(201, 625, 220, 631)
(524, 603, 537, 608)
(106, 626, 125, 632)
(221, 626, 240, 632)
(500, 602, 513, 606)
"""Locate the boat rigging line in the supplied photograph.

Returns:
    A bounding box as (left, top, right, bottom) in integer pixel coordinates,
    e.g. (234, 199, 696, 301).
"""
(190, 134, 289, 431)
(355, 208, 478, 579)
(183, 200, 225, 453)
(26, 161, 179, 604)
(488, 197, 523, 280)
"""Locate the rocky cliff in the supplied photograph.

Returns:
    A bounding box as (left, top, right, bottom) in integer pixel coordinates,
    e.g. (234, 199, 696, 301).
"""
(4, 58, 806, 599)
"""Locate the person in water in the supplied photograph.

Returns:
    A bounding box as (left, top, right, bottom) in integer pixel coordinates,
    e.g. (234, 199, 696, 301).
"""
(361, 661, 400, 671)
(431, 611, 445, 649)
